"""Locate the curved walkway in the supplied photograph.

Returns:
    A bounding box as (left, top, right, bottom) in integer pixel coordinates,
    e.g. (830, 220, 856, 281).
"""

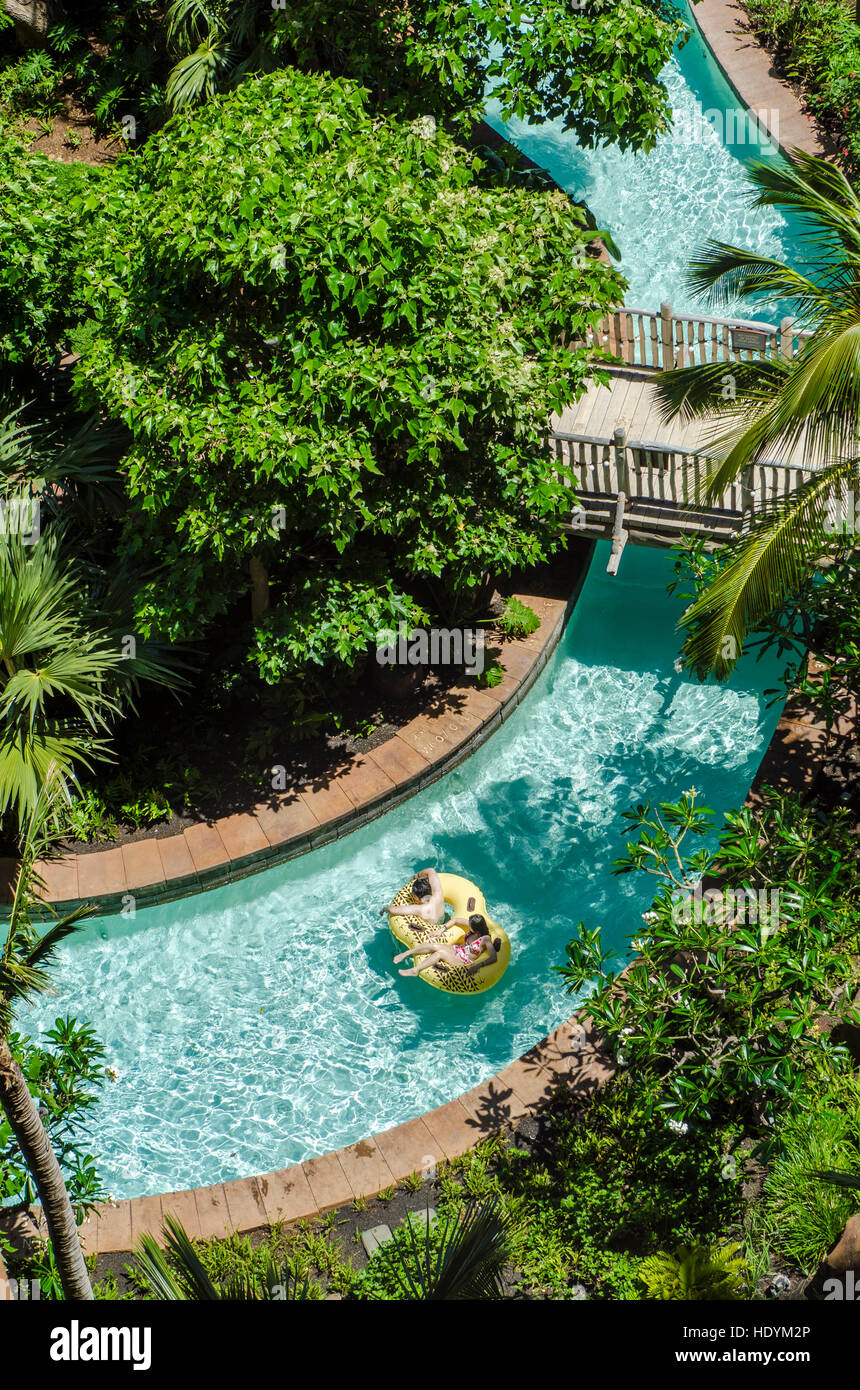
(691, 0, 825, 157)
(21, 570, 584, 917)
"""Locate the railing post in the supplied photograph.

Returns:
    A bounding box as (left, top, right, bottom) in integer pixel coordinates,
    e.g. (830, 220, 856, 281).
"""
(741, 463, 756, 518)
(613, 424, 629, 492)
(660, 301, 674, 371)
(780, 316, 794, 361)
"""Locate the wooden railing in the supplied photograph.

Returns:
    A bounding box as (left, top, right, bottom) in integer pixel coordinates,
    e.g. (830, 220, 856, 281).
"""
(550, 426, 815, 527)
(586, 302, 811, 371)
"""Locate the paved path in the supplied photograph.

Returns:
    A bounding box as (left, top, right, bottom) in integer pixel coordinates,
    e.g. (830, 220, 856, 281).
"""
(692, 0, 826, 157)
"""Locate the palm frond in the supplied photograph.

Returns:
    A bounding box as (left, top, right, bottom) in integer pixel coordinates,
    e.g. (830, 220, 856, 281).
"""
(680, 458, 860, 678)
(813, 1169, 860, 1191)
(374, 1201, 514, 1300)
(166, 38, 239, 108)
(653, 357, 789, 425)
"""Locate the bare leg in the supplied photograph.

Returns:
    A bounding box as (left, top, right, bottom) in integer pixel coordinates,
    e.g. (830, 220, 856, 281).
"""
(393, 944, 436, 964)
(399, 948, 448, 977)
(399, 945, 460, 977)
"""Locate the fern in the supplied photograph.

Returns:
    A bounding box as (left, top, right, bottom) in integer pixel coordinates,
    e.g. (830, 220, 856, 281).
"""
(639, 1242, 748, 1301)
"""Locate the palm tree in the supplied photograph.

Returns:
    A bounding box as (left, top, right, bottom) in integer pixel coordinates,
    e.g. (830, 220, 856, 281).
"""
(654, 148, 860, 678)
(0, 526, 122, 830)
(164, 0, 272, 109)
(0, 771, 94, 1300)
(134, 1200, 514, 1300)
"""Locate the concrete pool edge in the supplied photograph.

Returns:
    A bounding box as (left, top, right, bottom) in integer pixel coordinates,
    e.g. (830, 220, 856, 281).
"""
(16, 549, 593, 918)
(689, 0, 825, 158)
(72, 672, 836, 1255)
(76, 1012, 615, 1256)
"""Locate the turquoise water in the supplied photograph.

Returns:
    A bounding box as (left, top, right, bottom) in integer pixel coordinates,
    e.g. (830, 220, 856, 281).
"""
(485, 0, 800, 315)
(20, 545, 785, 1199)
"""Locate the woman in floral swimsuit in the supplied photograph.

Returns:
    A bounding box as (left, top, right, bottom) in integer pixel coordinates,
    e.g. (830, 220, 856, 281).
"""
(394, 914, 500, 978)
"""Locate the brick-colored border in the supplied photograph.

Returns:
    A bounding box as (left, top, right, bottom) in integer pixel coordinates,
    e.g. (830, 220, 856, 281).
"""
(16, 568, 589, 919)
(77, 1015, 614, 1256)
(690, 0, 825, 157)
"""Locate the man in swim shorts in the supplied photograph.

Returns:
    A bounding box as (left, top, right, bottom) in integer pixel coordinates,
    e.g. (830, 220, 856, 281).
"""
(379, 867, 445, 926)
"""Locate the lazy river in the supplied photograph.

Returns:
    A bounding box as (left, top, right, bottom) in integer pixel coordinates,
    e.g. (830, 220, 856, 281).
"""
(485, 0, 798, 314)
(23, 545, 787, 1198)
(19, 8, 806, 1199)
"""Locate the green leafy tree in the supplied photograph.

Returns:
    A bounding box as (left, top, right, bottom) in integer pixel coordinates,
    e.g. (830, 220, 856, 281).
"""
(654, 149, 860, 678)
(162, 0, 683, 150)
(557, 789, 860, 1130)
(67, 67, 624, 671)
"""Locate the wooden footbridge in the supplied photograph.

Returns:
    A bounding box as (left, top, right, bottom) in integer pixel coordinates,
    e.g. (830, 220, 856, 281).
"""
(553, 302, 814, 573)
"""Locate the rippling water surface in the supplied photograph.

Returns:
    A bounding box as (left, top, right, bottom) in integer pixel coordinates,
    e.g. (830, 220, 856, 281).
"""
(485, 0, 801, 314)
(20, 545, 785, 1197)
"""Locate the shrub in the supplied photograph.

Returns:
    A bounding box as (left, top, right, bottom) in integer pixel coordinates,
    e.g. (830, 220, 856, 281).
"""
(742, 1, 860, 172)
(761, 1077, 860, 1273)
(558, 789, 860, 1131)
(0, 1017, 106, 1217)
(639, 1241, 748, 1300)
(497, 597, 541, 640)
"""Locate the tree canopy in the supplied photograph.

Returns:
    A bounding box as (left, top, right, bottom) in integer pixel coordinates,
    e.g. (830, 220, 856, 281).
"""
(48, 68, 624, 680)
(1, 1, 685, 152)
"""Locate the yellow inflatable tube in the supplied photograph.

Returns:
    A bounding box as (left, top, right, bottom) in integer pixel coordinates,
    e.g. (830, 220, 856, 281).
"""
(387, 872, 510, 994)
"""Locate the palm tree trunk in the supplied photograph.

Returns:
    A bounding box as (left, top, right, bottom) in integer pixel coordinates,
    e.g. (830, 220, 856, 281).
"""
(3, 2, 58, 45)
(0, 1036, 93, 1300)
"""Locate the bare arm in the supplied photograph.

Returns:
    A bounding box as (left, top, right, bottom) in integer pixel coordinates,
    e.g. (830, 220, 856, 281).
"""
(424, 867, 442, 895)
(385, 901, 426, 918)
(467, 938, 497, 975)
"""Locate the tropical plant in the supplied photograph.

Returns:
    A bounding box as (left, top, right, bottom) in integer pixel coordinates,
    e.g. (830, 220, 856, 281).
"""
(0, 771, 94, 1300)
(160, 0, 683, 151)
(68, 67, 624, 669)
(743, 1, 860, 170)
(133, 1214, 311, 1300)
(557, 789, 860, 1130)
(759, 1077, 860, 1271)
(0, 382, 128, 521)
(1, 1015, 106, 1216)
(0, 527, 122, 829)
(496, 596, 540, 640)
(654, 148, 860, 678)
(356, 1201, 514, 1300)
(639, 1241, 748, 1300)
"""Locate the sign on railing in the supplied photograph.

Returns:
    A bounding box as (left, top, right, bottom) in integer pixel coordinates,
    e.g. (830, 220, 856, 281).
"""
(586, 302, 810, 370)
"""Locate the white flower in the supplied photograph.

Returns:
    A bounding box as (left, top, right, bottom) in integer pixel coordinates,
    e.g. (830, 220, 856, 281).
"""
(641, 910, 658, 924)
(667, 1118, 689, 1136)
